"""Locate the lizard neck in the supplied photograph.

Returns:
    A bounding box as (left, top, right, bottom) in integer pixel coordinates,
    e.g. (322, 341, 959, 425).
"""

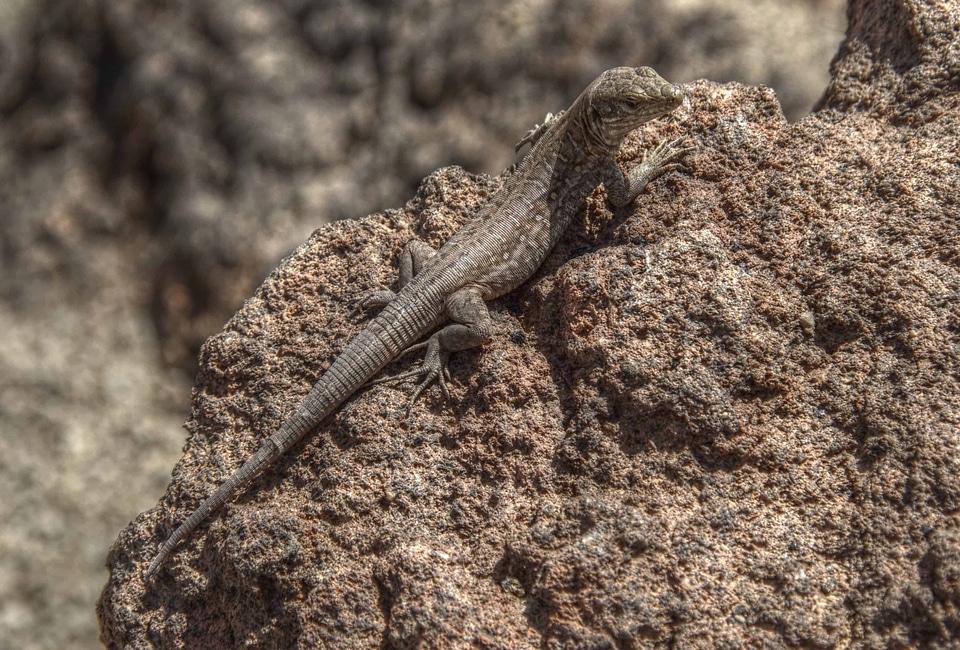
(566, 96, 621, 159)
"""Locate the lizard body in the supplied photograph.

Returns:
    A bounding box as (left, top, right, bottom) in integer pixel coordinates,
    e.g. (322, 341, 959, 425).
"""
(146, 66, 690, 578)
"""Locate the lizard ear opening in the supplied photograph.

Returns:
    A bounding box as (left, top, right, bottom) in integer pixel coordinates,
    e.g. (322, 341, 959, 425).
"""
(597, 103, 614, 118)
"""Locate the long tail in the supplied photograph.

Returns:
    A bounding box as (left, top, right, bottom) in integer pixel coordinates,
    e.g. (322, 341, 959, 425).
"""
(146, 320, 405, 577)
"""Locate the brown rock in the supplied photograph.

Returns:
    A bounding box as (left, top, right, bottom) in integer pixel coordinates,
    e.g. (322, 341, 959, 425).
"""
(99, 0, 959, 647)
(0, 1, 846, 646)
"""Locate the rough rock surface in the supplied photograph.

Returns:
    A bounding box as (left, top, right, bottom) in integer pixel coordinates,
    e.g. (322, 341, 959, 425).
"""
(98, 0, 959, 646)
(0, 1, 846, 648)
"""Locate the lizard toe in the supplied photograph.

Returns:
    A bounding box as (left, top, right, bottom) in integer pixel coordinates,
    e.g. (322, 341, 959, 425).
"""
(365, 337, 451, 411)
(403, 345, 451, 413)
(351, 290, 396, 318)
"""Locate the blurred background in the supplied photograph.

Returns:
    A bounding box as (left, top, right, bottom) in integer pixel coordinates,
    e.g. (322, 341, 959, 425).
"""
(0, 0, 844, 647)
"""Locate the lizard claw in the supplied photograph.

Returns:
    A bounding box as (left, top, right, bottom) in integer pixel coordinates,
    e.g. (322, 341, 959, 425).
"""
(515, 110, 566, 152)
(515, 123, 544, 153)
(364, 337, 451, 413)
(620, 137, 695, 202)
(405, 358, 450, 415)
(350, 290, 396, 319)
(642, 137, 695, 175)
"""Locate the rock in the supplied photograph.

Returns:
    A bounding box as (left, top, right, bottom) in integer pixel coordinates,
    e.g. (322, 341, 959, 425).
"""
(0, 0, 843, 645)
(99, 1, 960, 646)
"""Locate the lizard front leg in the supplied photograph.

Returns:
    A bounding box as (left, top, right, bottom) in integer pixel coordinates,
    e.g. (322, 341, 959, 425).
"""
(604, 137, 694, 207)
(367, 287, 493, 411)
(515, 110, 566, 153)
(356, 240, 437, 311)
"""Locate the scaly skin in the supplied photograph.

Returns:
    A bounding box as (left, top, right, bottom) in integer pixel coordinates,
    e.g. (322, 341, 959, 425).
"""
(146, 66, 692, 578)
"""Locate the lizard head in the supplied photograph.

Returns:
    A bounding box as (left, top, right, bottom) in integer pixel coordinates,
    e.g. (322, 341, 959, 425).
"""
(579, 66, 684, 148)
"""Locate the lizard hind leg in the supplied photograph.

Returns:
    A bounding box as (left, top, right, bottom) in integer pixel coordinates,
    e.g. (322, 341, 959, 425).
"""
(366, 287, 493, 413)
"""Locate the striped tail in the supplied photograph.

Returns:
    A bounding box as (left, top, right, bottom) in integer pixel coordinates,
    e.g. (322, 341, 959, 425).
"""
(145, 319, 410, 578)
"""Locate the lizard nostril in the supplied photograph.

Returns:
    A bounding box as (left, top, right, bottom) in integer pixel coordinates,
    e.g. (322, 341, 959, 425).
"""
(664, 84, 683, 101)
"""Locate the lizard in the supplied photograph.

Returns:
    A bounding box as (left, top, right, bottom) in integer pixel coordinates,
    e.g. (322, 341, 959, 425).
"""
(146, 66, 692, 578)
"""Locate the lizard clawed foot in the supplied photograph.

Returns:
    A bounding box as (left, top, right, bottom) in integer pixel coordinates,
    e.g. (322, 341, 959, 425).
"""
(515, 110, 566, 152)
(365, 337, 451, 414)
(640, 137, 696, 179)
(619, 137, 695, 203)
(350, 290, 396, 319)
